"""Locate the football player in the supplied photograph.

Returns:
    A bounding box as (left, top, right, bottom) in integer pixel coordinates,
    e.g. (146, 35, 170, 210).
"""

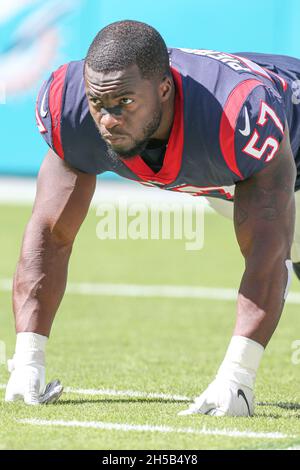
(5, 20, 300, 415)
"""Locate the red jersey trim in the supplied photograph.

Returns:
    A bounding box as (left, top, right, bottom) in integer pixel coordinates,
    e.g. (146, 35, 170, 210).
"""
(262, 67, 288, 92)
(120, 67, 184, 184)
(48, 64, 68, 159)
(35, 81, 47, 133)
(219, 78, 263, 178)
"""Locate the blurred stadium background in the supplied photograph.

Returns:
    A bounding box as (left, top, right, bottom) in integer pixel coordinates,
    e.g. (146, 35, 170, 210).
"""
(1, 0, 300, 177)
(1, 0, 300, 450)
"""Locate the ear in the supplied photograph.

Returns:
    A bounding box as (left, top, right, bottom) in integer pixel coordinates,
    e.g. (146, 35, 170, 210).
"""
(159, 76, 173, 102)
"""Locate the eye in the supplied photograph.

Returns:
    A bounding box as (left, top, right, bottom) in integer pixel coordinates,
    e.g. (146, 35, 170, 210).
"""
(90, 97, 102, 106)
(120, 98, 134, 105)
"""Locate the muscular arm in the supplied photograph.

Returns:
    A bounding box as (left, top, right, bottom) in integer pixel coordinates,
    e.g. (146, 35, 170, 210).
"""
(233, 126, 296, 347)
(13, 149, 96, 336)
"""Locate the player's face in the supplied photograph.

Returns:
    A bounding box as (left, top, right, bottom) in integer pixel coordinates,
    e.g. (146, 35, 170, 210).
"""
(84, 64, 165, 158)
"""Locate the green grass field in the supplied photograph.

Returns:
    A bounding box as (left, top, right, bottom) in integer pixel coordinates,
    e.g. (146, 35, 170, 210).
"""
(0, 202, 300, 450)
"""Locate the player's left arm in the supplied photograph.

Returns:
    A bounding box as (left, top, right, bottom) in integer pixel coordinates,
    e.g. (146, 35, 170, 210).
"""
(233, 123, 296, 347)
(178, 126, 297, 417)
(178, 85, 297, 417)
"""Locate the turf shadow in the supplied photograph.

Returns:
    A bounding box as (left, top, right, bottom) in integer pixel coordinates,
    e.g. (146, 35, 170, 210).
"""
(54, 398, 190, 405)
(257, 401, 300, 411)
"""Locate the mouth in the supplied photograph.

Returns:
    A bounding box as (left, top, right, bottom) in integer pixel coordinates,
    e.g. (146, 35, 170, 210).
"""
(102, 134, 127, 144)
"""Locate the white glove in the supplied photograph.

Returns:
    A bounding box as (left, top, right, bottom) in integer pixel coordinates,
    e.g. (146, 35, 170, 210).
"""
(178, 378, 254, 416)
(5, 359, 45, 405)
(5, 332, 63, 405)
(178, 336, 264, 417)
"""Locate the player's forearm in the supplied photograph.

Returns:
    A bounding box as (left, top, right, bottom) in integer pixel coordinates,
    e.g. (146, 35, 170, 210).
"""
(234, 253, 291, 347)
(13, 217, 73, 336)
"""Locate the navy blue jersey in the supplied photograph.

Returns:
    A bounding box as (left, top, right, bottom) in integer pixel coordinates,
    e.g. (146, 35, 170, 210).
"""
(36, 48, 300, 200)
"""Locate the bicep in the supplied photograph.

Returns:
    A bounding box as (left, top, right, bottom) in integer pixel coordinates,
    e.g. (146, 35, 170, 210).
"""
(32, 149, 96, 243)
(234, 125, 296, 261)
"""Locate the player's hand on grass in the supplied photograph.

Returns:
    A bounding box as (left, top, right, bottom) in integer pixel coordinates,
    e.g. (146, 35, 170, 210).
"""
(5, 332, 63, 405)
(178, 379, 254, 417)
(178, 336, 263, 417)
(5, 361, 46, 405)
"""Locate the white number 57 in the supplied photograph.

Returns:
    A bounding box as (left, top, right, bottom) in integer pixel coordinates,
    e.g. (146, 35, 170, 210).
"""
(242, 101, 284, 162)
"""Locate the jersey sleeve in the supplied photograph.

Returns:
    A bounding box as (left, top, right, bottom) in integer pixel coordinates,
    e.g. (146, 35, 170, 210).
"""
(220, 83, 287, 181)
(35, 62, 109, 175)
(36, 61, 114, 174)
(35, 64, 68, 159)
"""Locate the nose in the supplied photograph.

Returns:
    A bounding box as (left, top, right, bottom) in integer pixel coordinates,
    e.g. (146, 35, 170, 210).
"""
(100, 108, 121, 130)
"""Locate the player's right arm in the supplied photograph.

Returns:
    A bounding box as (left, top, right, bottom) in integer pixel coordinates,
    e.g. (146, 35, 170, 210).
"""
(5, 149, 96, 404)
(14, 149, 96, 335)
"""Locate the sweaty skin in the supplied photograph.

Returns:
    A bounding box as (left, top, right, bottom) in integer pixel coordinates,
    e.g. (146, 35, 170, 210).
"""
(13, 152, 96, 335)
(84, 64, 175, 158)
(233, 125, 296, 346)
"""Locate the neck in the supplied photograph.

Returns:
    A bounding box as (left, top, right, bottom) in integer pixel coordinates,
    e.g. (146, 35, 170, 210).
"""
(151, 81, 176, 142)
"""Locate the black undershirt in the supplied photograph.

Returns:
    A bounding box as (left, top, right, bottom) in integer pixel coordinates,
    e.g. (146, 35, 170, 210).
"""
(140, 140, 167, 173)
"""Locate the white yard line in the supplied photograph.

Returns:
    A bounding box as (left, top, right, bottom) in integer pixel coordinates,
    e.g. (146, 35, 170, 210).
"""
(0, 178, 211, 209)
(0, 383, 297, 410)
(1, 278, 300, 303)
(2, 384, 299, 440)
(0, 383, 190, 401)
(64, 387, 190, 401)
(62, 283, 240, 300)
(17, 418, 294, 440)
